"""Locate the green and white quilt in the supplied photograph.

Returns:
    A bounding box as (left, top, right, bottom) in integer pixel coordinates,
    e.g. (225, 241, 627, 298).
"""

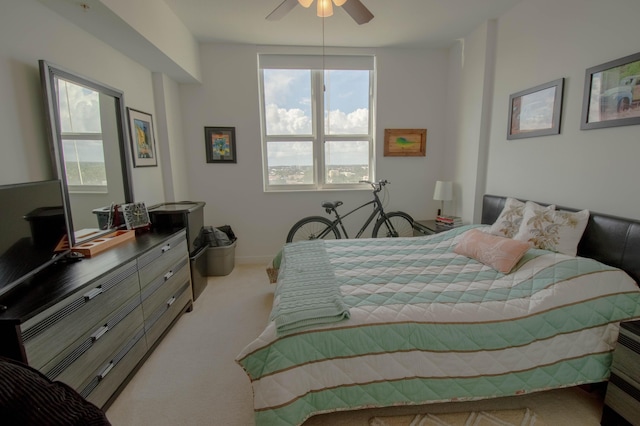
(236, 225, 640, 426)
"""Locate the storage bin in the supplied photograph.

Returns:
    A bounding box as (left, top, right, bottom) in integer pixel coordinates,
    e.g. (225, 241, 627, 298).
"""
(23, 206, 66, 247)
(205, 240, 236, 276)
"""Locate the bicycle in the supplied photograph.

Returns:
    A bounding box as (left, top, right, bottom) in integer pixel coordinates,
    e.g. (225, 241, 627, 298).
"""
(286, 179, 415, 243)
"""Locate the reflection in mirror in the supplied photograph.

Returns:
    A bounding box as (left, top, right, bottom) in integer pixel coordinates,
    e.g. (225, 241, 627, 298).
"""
(39, 60, 133, 247)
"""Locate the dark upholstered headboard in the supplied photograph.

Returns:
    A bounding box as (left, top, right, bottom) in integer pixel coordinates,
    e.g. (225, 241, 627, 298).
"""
(482, 194, 640, 286)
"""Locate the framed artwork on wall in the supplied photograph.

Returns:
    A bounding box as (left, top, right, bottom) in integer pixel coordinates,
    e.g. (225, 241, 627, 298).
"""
(581, 51, 640, 130)
(383, 129, 426, 157)
(507, 78, 564, 140)
(205, 126, 237, 163)
(127, 108, 157, 167)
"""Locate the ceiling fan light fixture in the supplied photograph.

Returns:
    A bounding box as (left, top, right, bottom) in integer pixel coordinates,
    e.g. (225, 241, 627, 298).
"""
(333, 0, 347, 6)
(317, 0, 333, 17)
(298, 0, 313, 8)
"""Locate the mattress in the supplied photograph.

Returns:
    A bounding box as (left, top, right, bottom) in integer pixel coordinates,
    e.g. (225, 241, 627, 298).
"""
(236, 225, 640, 426)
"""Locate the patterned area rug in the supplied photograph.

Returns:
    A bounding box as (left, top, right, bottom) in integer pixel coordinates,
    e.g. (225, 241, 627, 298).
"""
(369, 408, 544, 426)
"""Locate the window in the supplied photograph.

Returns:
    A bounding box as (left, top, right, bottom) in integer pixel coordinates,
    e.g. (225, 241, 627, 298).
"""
(259, 54, 375, 190)
(56, 78, 108, 193)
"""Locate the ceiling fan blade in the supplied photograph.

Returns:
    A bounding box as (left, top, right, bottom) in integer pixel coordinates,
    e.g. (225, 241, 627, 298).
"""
(266, 0, 299, 21)
(341, 0, 374, 25)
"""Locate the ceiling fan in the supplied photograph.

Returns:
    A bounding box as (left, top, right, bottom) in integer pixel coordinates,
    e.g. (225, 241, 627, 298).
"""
(266, 0, 374, 25)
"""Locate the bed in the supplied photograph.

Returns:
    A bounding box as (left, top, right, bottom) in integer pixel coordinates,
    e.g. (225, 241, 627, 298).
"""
(236, 195, 640, 426)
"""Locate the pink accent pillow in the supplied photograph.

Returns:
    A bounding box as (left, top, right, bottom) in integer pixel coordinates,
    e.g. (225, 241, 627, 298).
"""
(454, 229, 530, 274)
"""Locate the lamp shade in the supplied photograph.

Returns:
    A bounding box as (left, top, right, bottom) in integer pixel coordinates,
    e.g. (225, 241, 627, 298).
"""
(433, 181, 453, 201)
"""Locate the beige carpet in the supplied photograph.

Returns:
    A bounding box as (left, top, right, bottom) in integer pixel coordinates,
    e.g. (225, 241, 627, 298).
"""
(106, 264, 605, 426)
(370, 408, 543, 426)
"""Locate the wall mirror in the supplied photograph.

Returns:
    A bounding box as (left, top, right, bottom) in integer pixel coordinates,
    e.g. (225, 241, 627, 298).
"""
(39, 60, 134, 247)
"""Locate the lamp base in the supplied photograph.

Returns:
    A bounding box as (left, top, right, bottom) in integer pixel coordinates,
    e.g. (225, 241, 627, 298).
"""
(437, 209, 441, 216)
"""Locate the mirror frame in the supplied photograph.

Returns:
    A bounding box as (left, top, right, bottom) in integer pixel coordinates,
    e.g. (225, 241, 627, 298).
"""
(39, 60, 134, 247)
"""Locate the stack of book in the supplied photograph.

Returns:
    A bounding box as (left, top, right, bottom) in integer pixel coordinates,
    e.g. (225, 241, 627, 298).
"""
(435, 215, 462, 227)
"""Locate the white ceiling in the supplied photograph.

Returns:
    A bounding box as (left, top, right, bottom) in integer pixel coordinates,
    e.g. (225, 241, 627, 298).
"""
(163, 0, 522, 48)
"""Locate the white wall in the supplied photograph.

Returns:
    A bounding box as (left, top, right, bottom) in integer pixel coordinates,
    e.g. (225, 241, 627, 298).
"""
(180, 44, 449, 263)
(0, 0, 168, 208)
(153, 72, 191, 202)
(445, 21, 497, 224)
(482, 0, 640, 220)
(7, 0, 640, 264)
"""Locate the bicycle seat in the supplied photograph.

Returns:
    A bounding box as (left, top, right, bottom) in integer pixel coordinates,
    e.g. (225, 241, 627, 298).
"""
(321, 201, 343, 209)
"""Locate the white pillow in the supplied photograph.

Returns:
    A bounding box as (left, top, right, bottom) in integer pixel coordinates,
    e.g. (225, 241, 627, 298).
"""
(489, 198, 553, 238)
(513, 206, 589, 256)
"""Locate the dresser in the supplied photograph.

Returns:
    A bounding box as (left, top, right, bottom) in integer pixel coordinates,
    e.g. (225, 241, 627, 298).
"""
(0, 230, 192, 409)
(601, 320, 640, 426)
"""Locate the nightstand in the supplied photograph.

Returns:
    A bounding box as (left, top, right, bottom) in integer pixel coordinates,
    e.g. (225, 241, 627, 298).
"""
(413, 219, 459, 236)
(601, 320, 640, 426)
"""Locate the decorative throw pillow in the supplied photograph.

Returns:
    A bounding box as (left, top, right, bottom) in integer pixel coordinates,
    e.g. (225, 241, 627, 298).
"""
(454, 229, 530, 274)
(488, 198, 553, 238)
(513, 207, 590, 256)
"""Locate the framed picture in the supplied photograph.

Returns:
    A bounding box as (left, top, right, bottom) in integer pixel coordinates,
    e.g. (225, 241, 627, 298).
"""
(581, 51, 640, 130)
(121, 202, 151, 230)
(127, 108, 157, 167)
(507, 78, 564, 140)
(383, 129, 426, 157)
(205, 126, 237, 163)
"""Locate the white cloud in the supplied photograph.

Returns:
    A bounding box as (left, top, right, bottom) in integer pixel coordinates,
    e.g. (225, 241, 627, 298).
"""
(265, 104, 312, 135)
(326, 108, 369, 134)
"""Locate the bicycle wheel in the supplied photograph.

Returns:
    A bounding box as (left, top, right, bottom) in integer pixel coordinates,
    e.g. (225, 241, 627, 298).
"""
(372, 212, 414, 238)
(286, 216, 340, 243)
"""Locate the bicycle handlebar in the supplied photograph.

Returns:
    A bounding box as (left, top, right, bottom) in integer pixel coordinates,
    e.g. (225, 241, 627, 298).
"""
(359, 179, 389, 192)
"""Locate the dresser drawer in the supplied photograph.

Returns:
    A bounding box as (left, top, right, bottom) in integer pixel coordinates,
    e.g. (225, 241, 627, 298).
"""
(81, 325, 147, 408)
(41, 292, 143, 381)
(21, 261, 139, 369)
(137, 232, 187, 287)
(50, 304, 145, 390)
(605, 370, 640, 426)
(612, 326, 640, 383)
(141, 260, 190, 318)
(144, 281, 192, 348)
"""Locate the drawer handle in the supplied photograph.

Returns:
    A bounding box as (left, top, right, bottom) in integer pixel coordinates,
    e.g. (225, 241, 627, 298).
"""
(167, 296, 176, 307)
(84, 287, 103, 301)
(91, 325, 109, 342)
(164, 270, 174, 281)
(99, 362, 114, 380)
(161, 244, 172, 253)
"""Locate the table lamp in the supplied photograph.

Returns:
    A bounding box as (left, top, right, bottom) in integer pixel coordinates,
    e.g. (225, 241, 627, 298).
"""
(433, 180, 452, 216)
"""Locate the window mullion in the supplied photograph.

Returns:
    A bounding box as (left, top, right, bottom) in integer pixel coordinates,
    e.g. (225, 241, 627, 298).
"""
(313, 69, 325, 188)
(61, 133, 102, 140)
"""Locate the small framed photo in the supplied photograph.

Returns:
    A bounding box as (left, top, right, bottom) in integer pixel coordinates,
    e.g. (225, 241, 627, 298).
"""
(205, 126, 237, 163)
(507, 78, 564, 140)
(127, 108, 157, 167)
(383, 129, 426, 157)
(121, 202, 151, 230)
(581, 51, 640, 130)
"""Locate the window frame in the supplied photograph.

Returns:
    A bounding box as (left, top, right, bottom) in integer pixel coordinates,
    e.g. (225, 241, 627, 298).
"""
(258, 54, 376, 192)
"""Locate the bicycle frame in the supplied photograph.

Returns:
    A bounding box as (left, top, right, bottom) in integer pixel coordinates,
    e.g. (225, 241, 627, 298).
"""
(319, 186, 394, 239)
